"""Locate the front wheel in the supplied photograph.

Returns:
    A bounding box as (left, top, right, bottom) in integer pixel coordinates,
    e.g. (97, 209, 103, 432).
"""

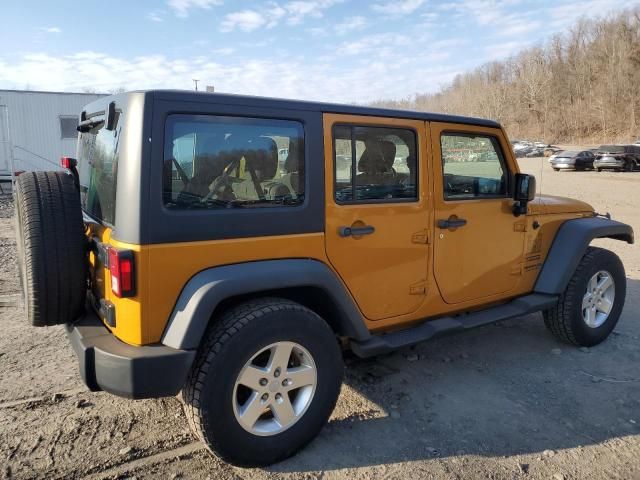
(182, 298, 343, 467)
(543, 247, 626, 346)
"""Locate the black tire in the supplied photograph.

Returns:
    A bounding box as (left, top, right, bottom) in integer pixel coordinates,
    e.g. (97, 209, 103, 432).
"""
(543, 247, 626, 347)
(553, 168, 559, 172)
(182, 298, 343, 467)
(595, 168, 601, 172)
(625, 161, 634, 172)
(15, 171, 86, 326)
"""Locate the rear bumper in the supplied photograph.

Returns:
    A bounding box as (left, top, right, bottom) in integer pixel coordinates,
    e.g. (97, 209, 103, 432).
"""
(65, 310, 195, 399)
(594, 159, 624, 169)
(551, 163, 575, 170)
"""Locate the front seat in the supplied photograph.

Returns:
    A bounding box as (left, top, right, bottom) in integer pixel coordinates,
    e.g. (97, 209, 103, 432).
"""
(356, 139, 397, 187)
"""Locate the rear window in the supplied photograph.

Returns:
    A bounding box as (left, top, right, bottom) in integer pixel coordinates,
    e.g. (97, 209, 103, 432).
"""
(163, 115, 304, 209)
(77, 109, 123, 226)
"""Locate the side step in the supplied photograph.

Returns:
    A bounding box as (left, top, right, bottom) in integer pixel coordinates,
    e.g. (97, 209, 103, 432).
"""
(350, 293, 558, 358)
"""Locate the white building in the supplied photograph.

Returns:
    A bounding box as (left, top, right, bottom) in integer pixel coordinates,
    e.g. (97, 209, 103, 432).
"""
(0, 89, 105, 177)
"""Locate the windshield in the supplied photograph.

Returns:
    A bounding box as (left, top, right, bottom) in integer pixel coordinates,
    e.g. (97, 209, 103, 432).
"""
(77, 109, 123, 226)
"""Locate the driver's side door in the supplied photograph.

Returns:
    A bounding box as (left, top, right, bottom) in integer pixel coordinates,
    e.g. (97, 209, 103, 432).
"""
(431, 122, 526, 305)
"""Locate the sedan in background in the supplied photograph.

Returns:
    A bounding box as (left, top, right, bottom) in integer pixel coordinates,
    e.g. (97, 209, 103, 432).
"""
(550, 150, 595, 171)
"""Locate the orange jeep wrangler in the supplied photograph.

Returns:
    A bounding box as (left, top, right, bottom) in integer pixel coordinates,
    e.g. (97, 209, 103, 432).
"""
(14, 90, 634, 466)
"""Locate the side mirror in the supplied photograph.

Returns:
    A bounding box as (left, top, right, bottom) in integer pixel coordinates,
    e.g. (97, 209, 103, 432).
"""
(513, 173, 536, 216)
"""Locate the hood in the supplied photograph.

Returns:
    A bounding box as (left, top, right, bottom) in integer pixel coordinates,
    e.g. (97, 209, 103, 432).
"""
(529, 194, 594, 215)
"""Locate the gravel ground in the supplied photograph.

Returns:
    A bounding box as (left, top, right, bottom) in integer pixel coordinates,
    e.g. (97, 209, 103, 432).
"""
(1, 160, 639, 479)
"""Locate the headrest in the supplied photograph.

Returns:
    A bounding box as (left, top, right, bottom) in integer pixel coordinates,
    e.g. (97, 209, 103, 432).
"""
(358, 139, 387, 174)
(380, 140, 396, 169)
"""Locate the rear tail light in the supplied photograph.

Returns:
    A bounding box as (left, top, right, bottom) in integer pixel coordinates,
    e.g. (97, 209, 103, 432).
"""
(60, 156, 77, 169)
(107, 247, 135, 298)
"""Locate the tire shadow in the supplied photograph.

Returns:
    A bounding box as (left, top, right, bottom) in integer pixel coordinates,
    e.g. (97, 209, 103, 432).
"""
(271, 277, 640, 473)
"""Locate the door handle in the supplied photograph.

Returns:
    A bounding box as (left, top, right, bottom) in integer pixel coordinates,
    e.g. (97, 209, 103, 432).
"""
(437, 218, 467, 229)
(339, 225, 375, 237)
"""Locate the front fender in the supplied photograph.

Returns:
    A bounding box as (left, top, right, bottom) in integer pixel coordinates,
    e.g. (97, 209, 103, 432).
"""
(534, 217, 633, 295)
(161, 259, 371, 350)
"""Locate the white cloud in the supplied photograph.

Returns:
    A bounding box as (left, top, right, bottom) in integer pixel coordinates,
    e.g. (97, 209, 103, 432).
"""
(167, 0, 223, 18)
(339, 33, 411, 56)
(0, 50, 457, 103)
(547, 0, 638, 29)
(221, 0, 342, 32)
(335, 15, 367, 34)
(40, 27, 61, 34)
(221, 10, 271, 32)
(372, 0, 426, 15)
(147, 11, 165, 22)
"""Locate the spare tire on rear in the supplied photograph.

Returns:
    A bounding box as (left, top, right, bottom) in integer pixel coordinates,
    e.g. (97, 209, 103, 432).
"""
(15, 171, 86, 326)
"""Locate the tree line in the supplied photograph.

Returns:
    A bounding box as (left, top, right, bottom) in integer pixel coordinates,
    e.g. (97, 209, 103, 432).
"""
(372, 8, 640, 144)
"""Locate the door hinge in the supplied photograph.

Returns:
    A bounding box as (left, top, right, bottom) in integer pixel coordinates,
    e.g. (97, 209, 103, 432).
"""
(514, 222, 527, 232)
(510, 264, 523, 275)
(409, 281, 427, 295)
(412, 229, 430, 244)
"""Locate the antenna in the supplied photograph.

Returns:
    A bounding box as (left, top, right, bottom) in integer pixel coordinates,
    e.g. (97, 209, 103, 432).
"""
(192, 79, 200, 91)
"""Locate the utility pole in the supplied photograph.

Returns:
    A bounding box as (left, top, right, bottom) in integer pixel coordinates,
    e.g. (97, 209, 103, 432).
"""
(192, 79, 200, 91)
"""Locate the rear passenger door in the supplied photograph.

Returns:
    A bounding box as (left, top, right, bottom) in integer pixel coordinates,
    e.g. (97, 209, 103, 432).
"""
(323, 114, 430, 321)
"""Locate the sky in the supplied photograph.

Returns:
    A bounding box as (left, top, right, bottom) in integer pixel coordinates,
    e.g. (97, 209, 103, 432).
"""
(0, 0, 636, 103)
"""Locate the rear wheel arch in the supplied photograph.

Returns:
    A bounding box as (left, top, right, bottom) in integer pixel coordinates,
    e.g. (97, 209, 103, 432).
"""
(210, 286, 358, 342)
(161, 259, 371, 351)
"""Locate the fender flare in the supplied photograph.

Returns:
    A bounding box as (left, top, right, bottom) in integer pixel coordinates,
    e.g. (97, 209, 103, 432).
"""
(161, 259, 371, 350)
(534, 216, 634, 295)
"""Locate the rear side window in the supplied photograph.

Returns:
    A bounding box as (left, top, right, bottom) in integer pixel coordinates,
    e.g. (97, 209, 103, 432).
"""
(163, 115, 304, 209)
(78, 110, 123, 226)
(440, 133, 508, 199)
(333, 125, 417, 203)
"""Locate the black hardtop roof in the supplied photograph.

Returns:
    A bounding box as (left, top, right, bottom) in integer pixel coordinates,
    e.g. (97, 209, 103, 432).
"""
(99, 89, 501, 128)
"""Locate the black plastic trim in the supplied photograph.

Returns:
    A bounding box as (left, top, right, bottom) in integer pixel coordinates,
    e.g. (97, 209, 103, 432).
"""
(66, 310, 195, 399)
(534, 217, 634, 295)
(351, 293, 558, 357)
(161, 259, 371, 350)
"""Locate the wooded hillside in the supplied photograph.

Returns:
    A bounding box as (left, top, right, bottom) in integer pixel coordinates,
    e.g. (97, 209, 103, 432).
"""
(372, 8, 640, 144)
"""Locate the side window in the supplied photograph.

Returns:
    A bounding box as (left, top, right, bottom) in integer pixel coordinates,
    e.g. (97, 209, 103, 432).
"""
(440, 133, 508, 200)
(333, 125, 417, 203)
(163, 115, 304, 208)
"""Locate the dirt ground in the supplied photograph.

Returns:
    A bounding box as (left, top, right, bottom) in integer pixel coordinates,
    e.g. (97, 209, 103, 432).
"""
(1, 158, 639, 480)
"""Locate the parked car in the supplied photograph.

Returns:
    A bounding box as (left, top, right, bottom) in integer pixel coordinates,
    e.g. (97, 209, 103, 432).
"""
(550, 150, 595, 171)
(14, 90, 634, 467)
(525, 147, 546, 157)
(593, 145, 640, 172)
(547, 150, 564, 163)
(544, 147, 561, 157)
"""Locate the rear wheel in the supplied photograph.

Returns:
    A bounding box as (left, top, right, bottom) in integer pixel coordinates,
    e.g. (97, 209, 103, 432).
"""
(543, 247, 625, 346)
(625, 161, 634, 172)
(182, 298, 343, 467)
(553, 168, 559, 172)
(15, 172, 86, 326)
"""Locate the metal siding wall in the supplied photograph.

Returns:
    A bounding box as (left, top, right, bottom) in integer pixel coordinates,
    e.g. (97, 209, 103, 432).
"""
(0, 90, 105, 172)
